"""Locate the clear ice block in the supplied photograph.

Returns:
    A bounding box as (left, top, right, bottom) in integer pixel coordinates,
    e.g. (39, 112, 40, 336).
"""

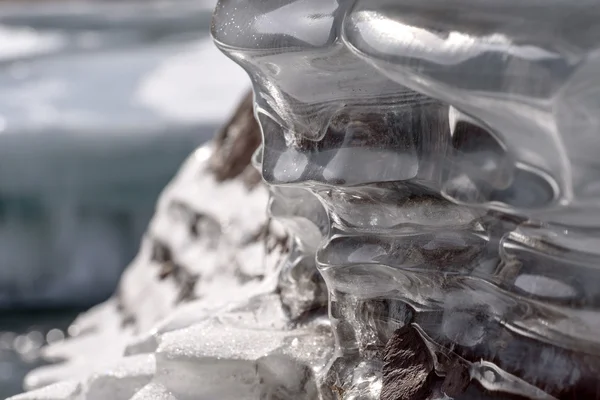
(213, 1, 600, 398)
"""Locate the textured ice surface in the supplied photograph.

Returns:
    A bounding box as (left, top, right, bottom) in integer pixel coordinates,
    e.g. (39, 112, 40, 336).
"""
(213, 0, 600, 398)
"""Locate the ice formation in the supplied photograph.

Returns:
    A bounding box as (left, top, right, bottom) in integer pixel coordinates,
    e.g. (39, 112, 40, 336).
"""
(12, 0, 600, 399)
(212, 0, 600, 398)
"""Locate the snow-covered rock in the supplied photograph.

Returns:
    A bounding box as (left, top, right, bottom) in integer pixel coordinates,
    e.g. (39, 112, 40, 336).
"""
(10, 93, 332, 400)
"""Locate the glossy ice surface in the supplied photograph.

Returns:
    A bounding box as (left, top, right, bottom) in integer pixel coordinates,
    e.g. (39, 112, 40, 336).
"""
(213, 0, 600, 398)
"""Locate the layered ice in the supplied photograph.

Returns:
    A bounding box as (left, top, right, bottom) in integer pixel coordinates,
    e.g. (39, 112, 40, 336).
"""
(213, 0, 600, 398)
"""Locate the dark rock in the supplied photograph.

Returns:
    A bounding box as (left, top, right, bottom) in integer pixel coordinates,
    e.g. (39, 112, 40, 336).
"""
(209, 90, 262, 183)
(151, 240, 172, 264)
(441, 362, 471, 398)
(381, 324, 435, 400)
(158, 261, 176, 280)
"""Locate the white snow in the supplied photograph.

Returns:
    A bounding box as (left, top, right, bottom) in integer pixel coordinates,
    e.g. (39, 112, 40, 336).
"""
(0, 25, 64, 62)
(9, 143, 333, 400)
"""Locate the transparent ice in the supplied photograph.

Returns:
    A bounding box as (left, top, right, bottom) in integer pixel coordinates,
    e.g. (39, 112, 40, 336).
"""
(213, 0, 600, 398)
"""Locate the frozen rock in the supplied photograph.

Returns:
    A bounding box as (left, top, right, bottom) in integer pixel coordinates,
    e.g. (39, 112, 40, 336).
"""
(150, 301, 329, 400)
(83, 354, 156, 400)
(129, 383, 177, 400)
(11, 91, 333, 400)
(15, 0, 600, 399)
(213, 0, 600, 398)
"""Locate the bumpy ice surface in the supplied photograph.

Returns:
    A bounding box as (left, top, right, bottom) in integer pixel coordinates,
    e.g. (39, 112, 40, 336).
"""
(213, 0, 600, 398)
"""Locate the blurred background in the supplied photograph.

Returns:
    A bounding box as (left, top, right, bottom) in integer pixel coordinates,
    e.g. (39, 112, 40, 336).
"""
(0, 0, 248, 396)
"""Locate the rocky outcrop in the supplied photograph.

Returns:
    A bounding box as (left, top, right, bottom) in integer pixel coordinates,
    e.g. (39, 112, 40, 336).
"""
(10, 91, 332, 400)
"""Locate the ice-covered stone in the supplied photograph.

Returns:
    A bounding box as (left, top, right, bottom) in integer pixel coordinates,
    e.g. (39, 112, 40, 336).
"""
(14, 0, 600, 399)
(213, 0, 600, 399)
(11, 91, 333, 400)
